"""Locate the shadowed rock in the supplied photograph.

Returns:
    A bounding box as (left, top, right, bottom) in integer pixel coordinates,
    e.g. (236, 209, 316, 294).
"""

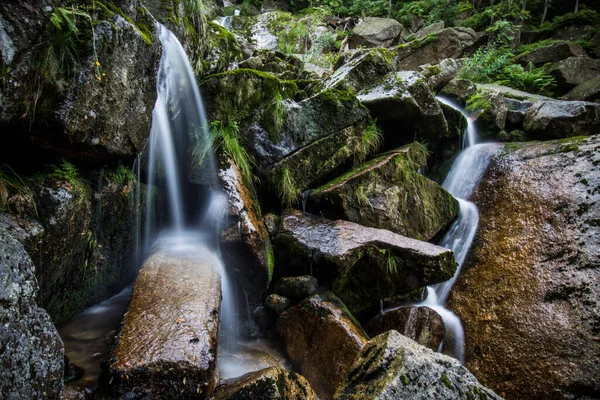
(273, 210, 457, 314)
(524, 100, 600, 139)
(334, 331, 502, 400)
(277, 292, 368, 399)
(307, 143, 458, 241)
(515, 41, 588, 67)
(565, 77, 600, 103)
(364, 306, 445, 351)
(551, 57, 600, 95)
(98, 250, 221, 398)
(210, 367, 318, 400)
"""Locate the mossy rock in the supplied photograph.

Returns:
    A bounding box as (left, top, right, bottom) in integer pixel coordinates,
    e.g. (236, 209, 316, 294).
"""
(325, 47, 396, 93)
(307, 143, 459, 242)
(195, 21, 244, 78)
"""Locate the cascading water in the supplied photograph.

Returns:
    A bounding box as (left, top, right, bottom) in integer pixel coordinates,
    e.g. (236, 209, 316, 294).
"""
(418, 97, 500, 361)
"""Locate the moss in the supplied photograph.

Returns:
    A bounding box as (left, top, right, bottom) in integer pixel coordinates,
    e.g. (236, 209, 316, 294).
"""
(440, 373, 454, 390)
(400, 375, 409, 385)
(410, 33, 438, 49)
(266, 241, 275, 283)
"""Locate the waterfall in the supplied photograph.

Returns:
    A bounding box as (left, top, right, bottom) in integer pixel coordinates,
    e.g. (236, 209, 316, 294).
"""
(419, 97, 500, 362)
(138, 24, 239, 355)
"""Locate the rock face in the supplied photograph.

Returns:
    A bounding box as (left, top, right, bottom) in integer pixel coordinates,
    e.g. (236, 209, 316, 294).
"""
(210, 367, 318, 400)
(524, 100, 600, 139)
(356, 71, 450, 143)
(0, 216, 64, 399)
(277, 292, 368, 399)
(307, 143, 459, 241)
(349, 17, 403, 48)
(273, 210, 457, 313)
(448, 135, 600, 399)
(219, 159, 273, 307)
(364, 306, 445, 351)
(418, 58, 462, 91)
(334, 331, 502, 399)
(551, 56, 600, 94)
(325, 48, 395, 92)
(1, 4, 161, 161)
(515, 42, 588, 66)
(414, 21, 445, 39)
(395, 27, 478, 71)
(98, 250, 221, 398)
(273, 275, 318, 301)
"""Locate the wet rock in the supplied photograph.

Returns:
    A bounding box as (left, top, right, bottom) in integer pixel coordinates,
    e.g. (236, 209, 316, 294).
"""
(439, 78, 477, 105)
(448, 135, 600, 399)
(418, 58, 462, 91)
(273, 275, 318, 301)
(467, 90, 509, 138)
(565, 77, 600, 102)
(325, 48, 396, 92)
(515, 41, 588, 67)
(273, 210, 457, 314)
(357, 71, 449, 144)
(219, 159, 274, 307)
(348, 17, 403, 49)
(197, 22, 244, 78)
(0, 216, 64, 398)
(32, 167, 143, 326)
(277, 292, 368, 399)
(364, 306, 445, 351)
(523, 99, 600, 139)
(307, 143, 459, 241)
(98, 250, 221, 398)
(551, 56, 600, 95)
(210, 367, 318, 400)
(395, 27, 479, 71)
(334, 330, 502, 400)
(265, 294, 292, 315)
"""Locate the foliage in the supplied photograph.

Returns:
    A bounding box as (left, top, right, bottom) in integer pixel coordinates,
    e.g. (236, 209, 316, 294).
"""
(356, 120, 383, 164)
(395, 0, 462, 28)
(0, 165, 35, 214)
(540, 9, 600, 32)
(354, 185, 369, 207)
(456, 45, 513, 83)
(279, 167, 301, 207)
(485, 19, 516, 46)
(465, 92, 491, 113)
(497, 62, 556, 95)
(208, 121, 256, 189)
(107, 165, 136, 187)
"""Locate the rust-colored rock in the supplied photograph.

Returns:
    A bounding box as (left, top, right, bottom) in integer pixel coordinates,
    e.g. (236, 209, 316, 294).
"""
(98, 250, 221, 398)
(277, 292, 369, 399)
(209, 367, 318, 400)
(364, 306, 445, 351)
(448, 135, 600, 399)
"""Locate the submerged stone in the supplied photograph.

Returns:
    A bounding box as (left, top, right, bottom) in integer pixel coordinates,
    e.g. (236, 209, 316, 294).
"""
(308, 143, 459, 241)
(277, 292, 368, 399)
(210, 366, 318, 400)
(334, 330, 502, 399)
(273, 210, 457, 314)
(98, 250, 221, 398)
(364, 306, 445, 351)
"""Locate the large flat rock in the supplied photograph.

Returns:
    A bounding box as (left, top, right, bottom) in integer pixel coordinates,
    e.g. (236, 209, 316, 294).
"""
(273, 210, 457, 314)
(98, 249, 221, 398)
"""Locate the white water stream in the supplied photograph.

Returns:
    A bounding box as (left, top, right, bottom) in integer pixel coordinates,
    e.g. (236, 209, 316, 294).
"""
(418, 97, 499, 362)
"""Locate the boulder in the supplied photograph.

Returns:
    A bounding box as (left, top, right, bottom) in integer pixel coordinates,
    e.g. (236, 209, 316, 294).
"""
(325, 47, 396, 93)
(334, 331, 502, 399)
(448, 135, 600, 398)
(523, 99, 600, 139)
(466, 90, 509, 138)
(395, 27, 479, 71)
(98, 249, 221, 398)
(0, 216, 64, 398)
(356, 71, 449, 144)
(277, 292, 368, 399)
(210, 367, 318, 400)
(414, 21, 445, 39)
(219, 159, 274, 308)
(551, 56, 600, 95)
(515, 41, 588, 67)
(273, 275, 318, 301)
(2, 9, 160, 161)
(418, 58, 462, 91)
(364, 306, 445, 351)
(273, 210, 457, 313)
(348, 17, 403, 49)
(439, 78, 477, 105)
(265, 294, 292, 315)
(307, 143, 459, 241)
(590, 32, 600, 58)
(565, 77, 600, 102)
(197, 22, 244, 79)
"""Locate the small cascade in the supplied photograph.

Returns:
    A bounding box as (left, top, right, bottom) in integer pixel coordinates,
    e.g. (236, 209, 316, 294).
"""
(418, 96, 500, 362)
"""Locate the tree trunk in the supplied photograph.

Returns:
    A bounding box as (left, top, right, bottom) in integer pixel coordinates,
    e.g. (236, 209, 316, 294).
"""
(541, 0, 549, 25)
(574, 0, 579, 13)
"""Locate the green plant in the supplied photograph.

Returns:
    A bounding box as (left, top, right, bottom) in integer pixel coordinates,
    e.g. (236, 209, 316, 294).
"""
(0, 165, 35, 214)
(207, 121, 255, 188)
(456, 45, 513, 83)
(465, 92, 491, 113)
(354, 185, 369, 207)
(485, 19, 515, 46)
(380, 248, 398, 274)
(356, 120, 383, 163)
(498, 62, 556, 95)
(107, 165, 135, 187)
(271, 92, 286, 140)
(279, 167, 300, 207)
